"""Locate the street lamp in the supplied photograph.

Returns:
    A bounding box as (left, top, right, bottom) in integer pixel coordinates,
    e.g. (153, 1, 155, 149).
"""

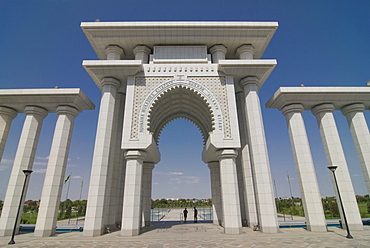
(327, 165, 353, 239)
(8, 169, 33, 245)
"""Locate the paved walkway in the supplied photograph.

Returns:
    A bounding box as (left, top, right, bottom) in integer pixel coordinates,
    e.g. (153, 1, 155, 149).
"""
(1, 222, 370, 247)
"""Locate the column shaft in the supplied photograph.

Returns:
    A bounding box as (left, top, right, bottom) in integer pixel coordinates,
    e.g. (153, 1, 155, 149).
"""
(217, 149, 242, 234)
(0, 107, 17, 162)
(84, 78, 120, 236)
(342, 104, 370, 193)
(34, 106, 79, 236)
(241, 78, 278, 233)
(121, 150, 146, 236)
(0, 106, 47, 236)
(235, 91, 258, 227)
(312, 104, 363, 231)
(142, 163, 154, 227)
(281, 104, 327, 232)
(208, 162, 222, 226)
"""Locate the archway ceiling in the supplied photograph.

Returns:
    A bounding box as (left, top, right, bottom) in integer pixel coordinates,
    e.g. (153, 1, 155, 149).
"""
(148, 86, 214, 145)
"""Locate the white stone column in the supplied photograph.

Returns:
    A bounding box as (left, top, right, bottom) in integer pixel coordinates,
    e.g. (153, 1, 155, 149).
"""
(133, 45, 151, 64)
(0, 106, 48, 236)
(209, 45, 227, 63)
(208, 162, 223, 226)
(281, 104, 327, 232)
(84, 78, 121, 237)
(240, 77, 278, 233)
(342, 103, 370, 193)
(0, 107, 17, 162)
(236, 44, 254, 60)
(235, 91, 258, 227)
(105, 45, 124, 60)
(216, 149, 242, 234)
(34, 106, 79, 236)
(121, 150, 146, 236)
(105, 91, 125, 230)
(312, 103, 363, 231)
(142, 162, 154, 227)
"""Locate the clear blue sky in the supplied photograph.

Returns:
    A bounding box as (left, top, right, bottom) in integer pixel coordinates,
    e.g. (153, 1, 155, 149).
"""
(0, 0, 369, 201)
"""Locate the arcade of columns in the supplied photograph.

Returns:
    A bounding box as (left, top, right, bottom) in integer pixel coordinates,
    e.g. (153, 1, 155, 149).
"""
(0, 22, 369, 238)
(0, 89, 94, 236)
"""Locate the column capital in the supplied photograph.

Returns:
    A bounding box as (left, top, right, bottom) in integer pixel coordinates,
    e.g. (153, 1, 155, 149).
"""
(24, 106, 48, 119)
(56, 105, 80, 118)
(207, 161, 219, 169)
(280, 104, 304, 116)
(312, 103, 335, 117)
(105, 45, 124, 59)
(236, 44, 254, 59)
(101, 77, 121, 88)
(341, 103, 365, 116)
(209, 44, 227, 54)
(240, 77, 259, 88)
(124, 150, 146, 161)
(143, 162, 155, 170)
(0, 106, 17, 119)
(133, 45, 151, 56)
(216, 149, 238, 160)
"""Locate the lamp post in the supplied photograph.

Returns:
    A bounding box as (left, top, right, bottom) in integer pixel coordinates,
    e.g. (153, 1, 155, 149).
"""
(327, 165, 353, 239)
(8, 169, 33, 245)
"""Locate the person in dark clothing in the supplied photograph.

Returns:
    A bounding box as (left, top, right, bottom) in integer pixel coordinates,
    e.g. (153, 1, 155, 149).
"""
(193, 207, 198, 223)
(183, 208, 188, 223)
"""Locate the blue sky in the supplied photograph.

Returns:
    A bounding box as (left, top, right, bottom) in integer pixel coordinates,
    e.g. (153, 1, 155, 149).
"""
(0, 0, 369, 201)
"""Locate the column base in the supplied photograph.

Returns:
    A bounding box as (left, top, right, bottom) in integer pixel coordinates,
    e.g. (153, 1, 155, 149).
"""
(0, 228, 13, 236)
(34, 228, 56, 237)
(121, 228, 140, 236)
(260, 225, 279, 233)
(144, 221, 151, 227)
(306, 224, 327, 232)
(347, 223, 364, 231)
(83, 228, 103, 237)
(224, 227, 242, 235)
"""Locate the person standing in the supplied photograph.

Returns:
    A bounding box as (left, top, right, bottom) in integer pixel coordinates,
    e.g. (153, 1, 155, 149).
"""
(193, 207, 198, 223)
(183, 208, 188, 223)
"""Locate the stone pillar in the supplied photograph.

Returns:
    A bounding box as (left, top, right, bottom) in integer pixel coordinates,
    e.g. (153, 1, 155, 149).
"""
(342, 103, 370, 193)
(0, 107, 17, 162)
(0, 106, 48, 236)
(105, 91, 125, 230)
(216, 149, 242, 234)
(281, 104, 327, 232)
(84, 78, 121, 236)
(235, 91, 258, 227)
(209, 45, 227, 63)
(208, 162, 223, 226)
(133, 45, 151, 64)
(236, 44, 254, 60)
(121, 150, 146, 236)
(142, 162, 154, 227)
(34, 106, 80, 236)
(312, 103, 363, 231)
(240, 77, 278, 233)
(105, 45, 124, 60)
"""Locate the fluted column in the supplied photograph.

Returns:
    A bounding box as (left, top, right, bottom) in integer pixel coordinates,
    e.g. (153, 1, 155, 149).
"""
(342, 103, 370, 193)
(312, 103, 363, 231)
(142, 162, 154, 227)
(0, 107, 17, 162)
(208, 161, 223, 226)
(235, 91, 258, 227)
(121, 150, 146, 236)
(281, 104, 327, 232)
(0, 106, 48, 236)
(217, 149, 242, 234)
(240, 77, 278, 233)
(84, 78, 121, 236)
(34, 106, 80, 236)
